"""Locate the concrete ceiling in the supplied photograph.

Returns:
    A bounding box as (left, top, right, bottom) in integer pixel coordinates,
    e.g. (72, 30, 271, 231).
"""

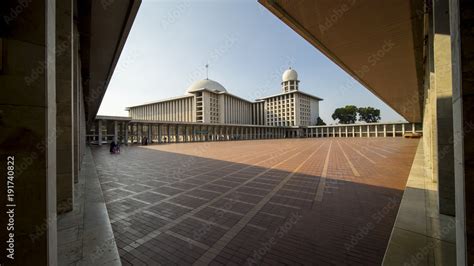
(259, 0, 425, 122)
(78, 0, 141, 126)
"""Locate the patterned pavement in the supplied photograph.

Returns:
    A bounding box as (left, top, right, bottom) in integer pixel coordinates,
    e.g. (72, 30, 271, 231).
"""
(91, 138, 419, 265)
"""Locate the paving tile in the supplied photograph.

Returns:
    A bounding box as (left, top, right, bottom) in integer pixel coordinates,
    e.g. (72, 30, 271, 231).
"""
(92, 138, 418, 265)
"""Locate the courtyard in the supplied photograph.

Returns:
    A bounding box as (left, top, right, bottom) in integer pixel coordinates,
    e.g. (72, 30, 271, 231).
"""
(91, 138, 419, 265)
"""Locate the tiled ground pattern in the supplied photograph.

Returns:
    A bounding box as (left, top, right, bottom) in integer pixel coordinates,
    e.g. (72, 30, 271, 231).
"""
(91, 138, 419, 265)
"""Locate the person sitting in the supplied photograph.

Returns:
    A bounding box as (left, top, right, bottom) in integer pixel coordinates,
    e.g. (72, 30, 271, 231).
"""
(114, 142, 120, 154)
(109, 141, 116, 153)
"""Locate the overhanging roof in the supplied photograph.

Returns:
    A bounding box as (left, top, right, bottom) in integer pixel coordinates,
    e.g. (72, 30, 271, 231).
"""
(78, 0, 141, 126)
(259, 0, 425, 122)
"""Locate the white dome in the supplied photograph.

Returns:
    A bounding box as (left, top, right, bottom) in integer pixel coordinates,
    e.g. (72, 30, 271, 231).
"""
(186, 79, 227, 94)
(282, 68, 298, 82)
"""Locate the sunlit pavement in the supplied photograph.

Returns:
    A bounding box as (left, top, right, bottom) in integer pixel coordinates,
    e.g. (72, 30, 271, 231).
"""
(91, 138, 418, 265)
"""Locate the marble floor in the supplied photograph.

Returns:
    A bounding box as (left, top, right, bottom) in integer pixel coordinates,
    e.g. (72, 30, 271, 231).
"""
(58, 148, 120, 265)
(90, 138, 419, 265)
(383, 140, 456, 265)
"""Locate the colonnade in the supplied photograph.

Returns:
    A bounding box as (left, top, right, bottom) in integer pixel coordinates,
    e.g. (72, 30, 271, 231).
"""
(304, 122, 421, 138)
(88, 120, 288, 145)
(88, 120, 423, 145)
(125, 124, 287, 144)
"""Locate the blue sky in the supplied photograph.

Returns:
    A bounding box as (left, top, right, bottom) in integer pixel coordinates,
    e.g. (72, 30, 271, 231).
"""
(98, 0, 405, 124)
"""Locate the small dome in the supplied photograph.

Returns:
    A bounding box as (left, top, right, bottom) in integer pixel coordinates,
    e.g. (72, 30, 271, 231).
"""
(186, 79, 227, 94)
(282, 68, 298, 82)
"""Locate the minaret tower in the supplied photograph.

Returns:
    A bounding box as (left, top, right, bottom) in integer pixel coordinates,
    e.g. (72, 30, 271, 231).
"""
(281, 67, 299, 93)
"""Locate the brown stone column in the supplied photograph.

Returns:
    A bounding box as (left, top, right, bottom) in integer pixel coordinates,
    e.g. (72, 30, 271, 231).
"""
(433, 0, 456, 216)
(0, 1, 57, 264)
(451, 0, 474, 263)
(73, 23, 80, 184)
(56, 0, 74, 213)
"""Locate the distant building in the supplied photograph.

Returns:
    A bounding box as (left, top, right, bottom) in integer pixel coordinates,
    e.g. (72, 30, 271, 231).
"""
(126, 68, 323, 127)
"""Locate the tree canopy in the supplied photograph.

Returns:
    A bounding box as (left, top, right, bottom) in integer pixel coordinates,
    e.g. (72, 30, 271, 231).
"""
(331, 105, 381, 124)
(331, 105, 358, 124)
(358, 107, 381, 123)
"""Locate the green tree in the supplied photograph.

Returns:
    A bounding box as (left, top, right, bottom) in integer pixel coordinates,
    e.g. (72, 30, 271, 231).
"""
(316, 117, 326, 125)
(358, 107, 381, 123)
(332, 105, 358, 124)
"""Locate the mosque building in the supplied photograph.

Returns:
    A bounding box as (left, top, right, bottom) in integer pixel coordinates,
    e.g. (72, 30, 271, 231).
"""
(126, 68, 323, 127)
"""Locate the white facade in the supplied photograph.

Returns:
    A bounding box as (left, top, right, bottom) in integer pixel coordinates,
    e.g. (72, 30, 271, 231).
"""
(127, 68, 322, 127)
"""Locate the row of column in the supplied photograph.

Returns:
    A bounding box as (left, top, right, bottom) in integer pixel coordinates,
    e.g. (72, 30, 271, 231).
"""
(305, 123, 419, 138)
(92, 122, 422, 143)
(92, 120, 128, 145)
(122, 123, 287, 144)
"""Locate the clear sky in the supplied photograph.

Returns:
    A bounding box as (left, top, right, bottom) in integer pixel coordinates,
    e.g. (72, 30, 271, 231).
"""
(98, 0, 405, 124)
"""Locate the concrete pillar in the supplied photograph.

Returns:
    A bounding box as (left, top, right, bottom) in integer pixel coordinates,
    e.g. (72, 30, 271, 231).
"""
(367, 125, 370, 137)
(98, 120, 103, 145)
(383, 124, 387, 137)
(451, 1, 474, 262)
(433, 0, 455, 216)
(138, 123, 142, 144)
(174, 125, 178, 142)
(56, 0, 74, 213)
(393, 124, 396, 137)
(125, 123, 129, 145)
(375, 125, 378, 137)
(148, 124, 152, 143)
(359, 126, 362, 137)
(402, 123, 406, 135)
(352, 126, 355, 137)
(199, 126, 202, 141)
(72, 24, 80, 184)
(114, 121, 118, 143)
(158, 124, 162, 143)
(183, 125, 187, 142)
(0, 1, 58, 263)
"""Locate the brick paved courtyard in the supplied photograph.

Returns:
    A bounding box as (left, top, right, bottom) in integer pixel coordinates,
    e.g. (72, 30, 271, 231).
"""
(91, 138, 419, 265)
